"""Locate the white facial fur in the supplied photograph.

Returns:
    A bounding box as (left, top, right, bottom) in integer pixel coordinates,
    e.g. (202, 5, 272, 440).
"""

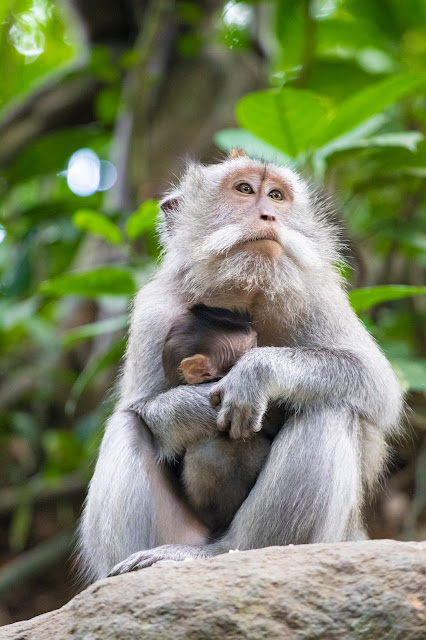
(158, 157, 341, 300)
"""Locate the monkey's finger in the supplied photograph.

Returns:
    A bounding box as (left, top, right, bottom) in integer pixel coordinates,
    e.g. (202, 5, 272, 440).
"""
(228, 410, 247, 440)
(217, 405, 233, 431)
(210, 388, 222, 407)
(229, 407, 262, 439)
(251, 414, 263, 433)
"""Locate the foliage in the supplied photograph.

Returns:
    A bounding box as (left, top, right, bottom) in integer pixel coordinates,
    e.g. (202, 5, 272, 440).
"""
(0, 0, 80, 113)
(0, 0, 425, 612)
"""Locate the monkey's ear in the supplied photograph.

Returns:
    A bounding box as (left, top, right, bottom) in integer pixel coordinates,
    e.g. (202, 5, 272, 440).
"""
(160, 191, 181, 215)
(159, 191, 181, 233)
(180, 354, 214, 385)
(228, 148, 248, 160)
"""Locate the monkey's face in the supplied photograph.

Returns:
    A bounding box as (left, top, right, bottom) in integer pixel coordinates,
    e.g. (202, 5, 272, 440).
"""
(211, 164, 294, 261)
(160, 156, 335, 294)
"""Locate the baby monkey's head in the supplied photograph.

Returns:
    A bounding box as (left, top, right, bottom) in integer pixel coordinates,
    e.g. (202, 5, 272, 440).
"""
(162, 304, 257, 385)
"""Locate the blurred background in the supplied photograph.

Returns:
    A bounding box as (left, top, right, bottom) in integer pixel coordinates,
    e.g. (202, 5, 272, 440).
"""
(0, 0, 425, 626)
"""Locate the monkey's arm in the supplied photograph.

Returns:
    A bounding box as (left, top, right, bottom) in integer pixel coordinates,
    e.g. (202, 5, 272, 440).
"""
(211, 312, 402, 439)
(131, 383, 219, 459)
(119, 283, 220, 459)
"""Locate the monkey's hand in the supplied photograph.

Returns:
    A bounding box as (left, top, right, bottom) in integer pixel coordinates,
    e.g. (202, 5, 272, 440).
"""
(209, 357, 269, 439)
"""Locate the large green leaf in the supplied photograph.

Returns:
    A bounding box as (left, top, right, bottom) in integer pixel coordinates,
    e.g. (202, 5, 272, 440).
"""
(214, 129, 292, 165)
(235, 76, 425, 158)
(349, 285, 426, 312)
(236, 89, 331, 157)
(307, 61, 381, 100)
(316, 74, 426, 147)
(39, 267, 136, 297)
(126, 200, 159, 239)
(72, 209, 123, 244)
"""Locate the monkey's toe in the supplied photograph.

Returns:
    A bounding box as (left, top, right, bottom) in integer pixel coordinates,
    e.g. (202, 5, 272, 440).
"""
(108, 545, 207, 576)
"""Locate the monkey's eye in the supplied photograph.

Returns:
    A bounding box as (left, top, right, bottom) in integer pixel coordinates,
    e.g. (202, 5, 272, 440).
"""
(235, 183, 254, 194)
(269, 189, 284, 201)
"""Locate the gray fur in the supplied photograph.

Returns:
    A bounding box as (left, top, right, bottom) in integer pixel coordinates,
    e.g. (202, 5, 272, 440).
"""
(78, 156, 403, 583)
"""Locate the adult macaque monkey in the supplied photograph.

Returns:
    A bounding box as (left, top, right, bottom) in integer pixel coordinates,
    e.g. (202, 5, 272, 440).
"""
(79, 149, 402, 582)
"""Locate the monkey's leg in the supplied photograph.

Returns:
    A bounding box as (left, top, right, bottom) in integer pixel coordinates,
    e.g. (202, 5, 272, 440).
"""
(79, 410, 208, 583)
(183, 433, 271, 533)
(222, 405, 362, 547)
(109, 406, 362, 575)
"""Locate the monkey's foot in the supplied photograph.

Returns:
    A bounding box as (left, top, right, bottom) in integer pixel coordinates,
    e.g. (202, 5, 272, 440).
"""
(108, 544, 212, 576)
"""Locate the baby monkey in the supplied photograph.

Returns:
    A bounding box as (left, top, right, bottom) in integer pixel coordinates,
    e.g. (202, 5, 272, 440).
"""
(162, 304, 270, 534)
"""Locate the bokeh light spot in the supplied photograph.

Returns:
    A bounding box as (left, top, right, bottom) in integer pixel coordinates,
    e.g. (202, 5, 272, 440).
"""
(62, 150, 117, 196)
(223, 1, 252, 27)
(66, 149, 100, 197)
(98, 161, 118, 192)
(8, 13, 45, 60)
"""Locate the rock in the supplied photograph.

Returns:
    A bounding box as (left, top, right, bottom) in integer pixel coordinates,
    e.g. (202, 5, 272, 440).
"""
(1, 540, 425, 640)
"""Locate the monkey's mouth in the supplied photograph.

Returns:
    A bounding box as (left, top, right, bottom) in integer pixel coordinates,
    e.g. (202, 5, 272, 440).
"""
(233, 234, 283, 260)
(239, 233, 282, 247)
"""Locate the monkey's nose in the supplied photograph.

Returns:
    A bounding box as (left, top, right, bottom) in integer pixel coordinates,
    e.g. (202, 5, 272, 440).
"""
(260, 213, 276, 222)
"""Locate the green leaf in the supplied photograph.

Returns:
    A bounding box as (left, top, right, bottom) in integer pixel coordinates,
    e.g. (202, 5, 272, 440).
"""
(358, 132, 424, 152)
(72, 209, 122, 244)
(315, 115, 386, 161)
(349, 285, 426, 312)
(66, 338, 125, 415)
(9, 500, 33, 552)
(39, 267, 136, 297)
(321, 127, 423, 160)
(126, 200, 159, 239)
(316, 18, 390, 57)
(236, 89, 331, 157)
(390, 358, 426, 393)
(63, 315, 128, 346)
(316, 74, 426, 147)
(307, 61, 381, 100)
(214, 129, 292, 165)
(275, 0, 303, 71)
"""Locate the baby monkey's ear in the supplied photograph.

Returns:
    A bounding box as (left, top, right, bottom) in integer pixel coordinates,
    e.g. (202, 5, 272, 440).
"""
(227, 148, 248, 160)
(180, 354, 215, 385)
